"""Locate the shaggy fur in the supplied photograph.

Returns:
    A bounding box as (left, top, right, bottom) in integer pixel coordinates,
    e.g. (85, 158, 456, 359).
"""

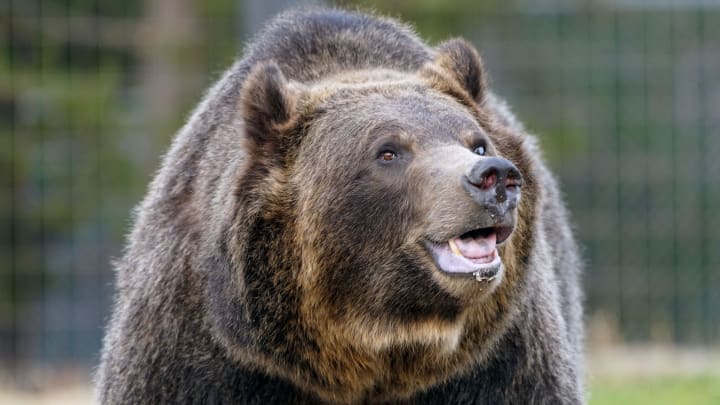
(96, 8, 584, 404)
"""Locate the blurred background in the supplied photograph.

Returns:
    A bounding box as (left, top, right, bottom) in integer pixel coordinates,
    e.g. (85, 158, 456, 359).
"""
(1, 0, 719, 403)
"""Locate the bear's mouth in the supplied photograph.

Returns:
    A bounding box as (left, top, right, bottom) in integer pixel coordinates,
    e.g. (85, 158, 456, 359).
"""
(424, 226, 513, 280)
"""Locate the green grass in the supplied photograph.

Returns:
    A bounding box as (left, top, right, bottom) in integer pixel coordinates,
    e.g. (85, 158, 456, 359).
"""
(590, 375, 720, 405)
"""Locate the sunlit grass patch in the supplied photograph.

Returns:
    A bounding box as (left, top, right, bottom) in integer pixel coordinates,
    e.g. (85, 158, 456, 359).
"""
(590, 375, 720, 405)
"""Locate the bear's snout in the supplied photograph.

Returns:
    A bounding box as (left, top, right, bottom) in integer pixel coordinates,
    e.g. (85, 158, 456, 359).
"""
(463, 157, 522, 216)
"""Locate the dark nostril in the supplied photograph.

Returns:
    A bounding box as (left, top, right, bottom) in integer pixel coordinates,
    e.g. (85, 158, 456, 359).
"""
(479, 170, 498, 190)
(505, 167, 523, 188)
(467, 157, 522, 191)
(464, 157, 523, 212)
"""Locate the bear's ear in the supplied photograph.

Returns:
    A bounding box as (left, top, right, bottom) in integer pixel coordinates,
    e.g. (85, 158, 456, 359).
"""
(240, 61, 296, 153)
(427, 39, 487, 103)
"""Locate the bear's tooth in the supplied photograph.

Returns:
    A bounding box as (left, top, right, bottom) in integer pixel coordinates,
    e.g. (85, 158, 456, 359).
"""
(448, 239, 463, 257)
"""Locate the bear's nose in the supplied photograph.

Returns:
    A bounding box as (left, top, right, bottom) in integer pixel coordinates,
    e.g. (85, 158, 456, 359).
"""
(463, 156, 522, 213)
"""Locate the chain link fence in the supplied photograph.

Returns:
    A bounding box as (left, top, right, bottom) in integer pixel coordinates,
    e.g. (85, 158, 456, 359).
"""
(2, 0, 718, 383)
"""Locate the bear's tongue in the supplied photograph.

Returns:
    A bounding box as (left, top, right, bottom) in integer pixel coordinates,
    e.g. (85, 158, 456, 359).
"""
(429, 231, 501, 276)
(449, 232, 497, 260)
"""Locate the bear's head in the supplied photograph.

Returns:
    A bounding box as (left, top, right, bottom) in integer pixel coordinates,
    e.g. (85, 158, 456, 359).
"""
(203, 39, 539, 401)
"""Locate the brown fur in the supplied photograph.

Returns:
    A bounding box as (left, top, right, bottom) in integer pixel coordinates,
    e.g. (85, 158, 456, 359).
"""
(97, 8, 583, 404)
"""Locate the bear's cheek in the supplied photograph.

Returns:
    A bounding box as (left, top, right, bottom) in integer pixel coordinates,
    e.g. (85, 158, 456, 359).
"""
(317, 177, 415, 253)
(313, 246, 464, 329)
(304, 179, 463, 319)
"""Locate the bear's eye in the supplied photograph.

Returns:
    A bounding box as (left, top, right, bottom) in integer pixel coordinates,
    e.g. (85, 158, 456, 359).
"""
(380, 150, 397, 162)
(473, 145, 486, 156)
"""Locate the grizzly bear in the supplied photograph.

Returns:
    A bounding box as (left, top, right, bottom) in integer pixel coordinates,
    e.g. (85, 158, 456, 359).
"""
(96, 7, 584, 404)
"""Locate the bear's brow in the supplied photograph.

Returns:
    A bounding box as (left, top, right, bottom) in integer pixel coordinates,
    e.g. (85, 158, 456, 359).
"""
(367, 123, 417, 147)
(463, 130, 487, 144)
(369, 122, 407, 136)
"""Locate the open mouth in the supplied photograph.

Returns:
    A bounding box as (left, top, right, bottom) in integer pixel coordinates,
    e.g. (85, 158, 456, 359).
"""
(425, 226, 513, 281)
